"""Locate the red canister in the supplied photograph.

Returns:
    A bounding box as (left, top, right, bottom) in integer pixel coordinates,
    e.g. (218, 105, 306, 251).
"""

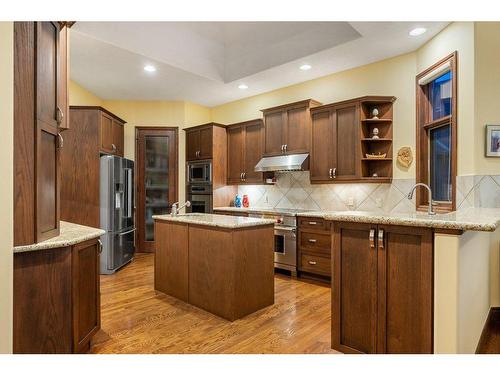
(242, 194, 249, 208)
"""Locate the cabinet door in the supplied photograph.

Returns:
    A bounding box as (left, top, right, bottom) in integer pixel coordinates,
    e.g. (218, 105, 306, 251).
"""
(36, 21, 61, 242)
(243, 121, 264, 183)
(99, 112, 114, 154)
(310, 109, 334, 182)
(72, 239, 101, 353)
(112, 120, 124, 156)
(334, 104, 359, 180)
(186, 129, 200, 161)
(198, 127, 213, 159)
(227, 125, 244, 184)
(332, 222, 378, 354)
(263, 110, 285, 156)
(377, 225, 433, 354)
(284, 106, 310, 154)
(57, 25, 69, 130)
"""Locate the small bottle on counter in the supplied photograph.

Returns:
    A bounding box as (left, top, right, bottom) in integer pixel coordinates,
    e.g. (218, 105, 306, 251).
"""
(242, 195, 249, 208)
(234, 195, 242, 208)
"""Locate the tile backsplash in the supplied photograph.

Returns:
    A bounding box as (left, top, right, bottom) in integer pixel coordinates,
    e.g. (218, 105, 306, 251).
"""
(236, 172, 500, 212)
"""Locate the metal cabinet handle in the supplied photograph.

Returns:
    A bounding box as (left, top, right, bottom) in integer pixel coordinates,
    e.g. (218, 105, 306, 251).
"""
(308, 238, 317, 243)
(308, 260, 317, 265)
(281, 144, 284, 153)
(332, 167, 336, 179)
(56, 106, 64, 125)
(240, 172, 243, 180)
(378, 229, 384, 250)
(57, 133, 64, 148)
(329, 168, 333, 179)
(97, 239, 103, 254)
(243, 172, 246, 181)
(369, 229, 375, 248)
(308, 221, 317, 225)
(111, 143, 117, 152)
(284, 144, 287, 153)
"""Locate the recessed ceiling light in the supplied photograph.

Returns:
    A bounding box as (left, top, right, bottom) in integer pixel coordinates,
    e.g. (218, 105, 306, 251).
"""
(238, 84, 248, 90)
(144, 65, 156, 72)
(409, 27, 427, 36)
(300, 64, 312, 71)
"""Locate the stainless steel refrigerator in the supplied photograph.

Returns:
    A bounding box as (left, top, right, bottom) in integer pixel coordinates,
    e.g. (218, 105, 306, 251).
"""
(100, 155, 135, 274)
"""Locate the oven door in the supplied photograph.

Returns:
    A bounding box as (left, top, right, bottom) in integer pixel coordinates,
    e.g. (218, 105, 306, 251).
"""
(274, 226, 297, 268)
(187, 194, 213, 213)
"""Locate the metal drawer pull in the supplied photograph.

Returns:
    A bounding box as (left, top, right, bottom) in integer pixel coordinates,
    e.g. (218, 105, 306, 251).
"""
(308, 239, 317, 243)
(308, 221, 317, 225)
(369, 229, 375, 248)
(308, 260, 317, 265)
(378, 229, 384, 250)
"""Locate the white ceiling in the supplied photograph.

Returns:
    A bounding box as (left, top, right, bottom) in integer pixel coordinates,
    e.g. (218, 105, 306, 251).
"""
(70, 22, 449, 107)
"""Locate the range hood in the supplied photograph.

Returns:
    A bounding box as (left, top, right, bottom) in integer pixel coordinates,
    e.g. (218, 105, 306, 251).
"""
(254, 153, 309, 172)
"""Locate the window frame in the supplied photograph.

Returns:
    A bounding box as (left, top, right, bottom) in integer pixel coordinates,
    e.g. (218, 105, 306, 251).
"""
(416, 51, 458, 213)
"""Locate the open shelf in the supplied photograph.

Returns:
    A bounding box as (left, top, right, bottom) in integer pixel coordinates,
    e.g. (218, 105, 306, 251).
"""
(361, 158, 393, 161)
(361, 118, 393, 123)
(361, 138, 392, 142)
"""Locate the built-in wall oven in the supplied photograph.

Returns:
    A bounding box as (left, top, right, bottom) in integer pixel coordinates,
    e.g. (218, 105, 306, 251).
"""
(186, 184, 213, 213)
(187, 161, 212, 184)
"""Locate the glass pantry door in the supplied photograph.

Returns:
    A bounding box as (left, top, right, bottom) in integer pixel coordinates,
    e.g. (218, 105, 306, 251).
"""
(136, 128, 178, 252)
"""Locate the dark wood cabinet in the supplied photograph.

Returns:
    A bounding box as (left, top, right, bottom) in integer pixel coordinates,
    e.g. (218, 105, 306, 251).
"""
(332, 222, 433, 354)
(186, 124, 221, 161)
(310, 100, 359, 182)
(99, 110, 125, 156)
(14, 21, 71, 246)
(227, 119, 264, 184)
(14, 238, 101, 353)
(261, 99, 321, 156)
(298, 217, 332, 278)
(310, 96, 396, 184)
(61, 106, 126, 228)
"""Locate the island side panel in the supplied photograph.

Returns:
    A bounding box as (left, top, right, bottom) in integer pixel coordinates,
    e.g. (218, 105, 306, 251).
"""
(154, 221, 189, 302)
(232, 225, 275, 320)
(188, 226, 235, 320)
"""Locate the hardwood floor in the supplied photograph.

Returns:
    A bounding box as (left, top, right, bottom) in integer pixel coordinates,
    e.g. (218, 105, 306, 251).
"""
(477, 308, 500, 354)
(92, 253, 337, 354)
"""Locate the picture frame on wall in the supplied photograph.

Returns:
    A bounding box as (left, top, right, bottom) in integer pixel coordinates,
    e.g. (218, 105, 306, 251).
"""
(486, 125, 500, 157)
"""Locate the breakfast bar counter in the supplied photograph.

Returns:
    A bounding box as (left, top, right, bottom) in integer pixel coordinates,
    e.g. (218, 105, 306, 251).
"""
(153, 213, 275, 321)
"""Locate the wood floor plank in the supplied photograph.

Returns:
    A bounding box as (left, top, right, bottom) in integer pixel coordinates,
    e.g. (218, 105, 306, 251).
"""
(91, 253, 338, 354)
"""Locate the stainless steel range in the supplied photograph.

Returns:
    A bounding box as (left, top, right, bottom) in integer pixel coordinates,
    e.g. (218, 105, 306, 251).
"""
(248, 208, 312, 276)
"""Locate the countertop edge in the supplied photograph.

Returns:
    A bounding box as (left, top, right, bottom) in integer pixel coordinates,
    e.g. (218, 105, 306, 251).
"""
(153, 214, 275, 229)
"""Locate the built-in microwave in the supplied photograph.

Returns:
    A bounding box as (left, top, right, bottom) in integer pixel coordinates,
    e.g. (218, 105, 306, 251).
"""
(187, 161, 212, 184)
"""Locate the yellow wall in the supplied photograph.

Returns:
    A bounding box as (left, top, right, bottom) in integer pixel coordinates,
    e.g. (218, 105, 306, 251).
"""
(212, 52, 417, 179)
(0, 21, 14, 354)
(474, 22, 500, 175)
(416, 22, 476, 176)
(69, 79, 104, 106)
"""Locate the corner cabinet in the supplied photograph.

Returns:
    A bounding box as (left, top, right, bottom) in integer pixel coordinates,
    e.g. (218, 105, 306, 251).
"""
(227, 119, 264, 184)
(310, 96, 395, 184)
(332, 222, 433, 354)
(14, 238, 101, 353)
(14, 21, 72, 246)
(261, 99, 321, 156)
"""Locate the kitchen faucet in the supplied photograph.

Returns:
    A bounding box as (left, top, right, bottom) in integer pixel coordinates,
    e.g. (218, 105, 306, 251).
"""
(171, 201, 191, 216)
(407, 183, 435, 215)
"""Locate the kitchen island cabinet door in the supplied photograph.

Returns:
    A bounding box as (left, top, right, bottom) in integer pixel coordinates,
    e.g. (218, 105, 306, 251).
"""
(332, 222, 378, 354)
(376, 225, 433, 354)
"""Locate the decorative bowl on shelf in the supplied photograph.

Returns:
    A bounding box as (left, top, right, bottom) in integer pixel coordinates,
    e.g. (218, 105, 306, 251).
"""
(365, 152, 387, 159)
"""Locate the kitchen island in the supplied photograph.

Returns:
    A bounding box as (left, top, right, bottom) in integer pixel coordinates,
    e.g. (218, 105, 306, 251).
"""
(153, 213, 275, 321)
(296, 208, 500, 354)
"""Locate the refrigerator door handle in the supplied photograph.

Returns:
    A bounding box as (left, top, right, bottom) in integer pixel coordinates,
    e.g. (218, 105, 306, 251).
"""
(125, 168, 133, 218)
(119, 228, 136, 236)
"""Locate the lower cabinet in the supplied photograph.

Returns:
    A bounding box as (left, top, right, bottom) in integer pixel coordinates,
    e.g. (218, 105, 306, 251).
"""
(332, 222, 433, 354)
(14, 238, 101, 353)
(298, 217, 332, 278)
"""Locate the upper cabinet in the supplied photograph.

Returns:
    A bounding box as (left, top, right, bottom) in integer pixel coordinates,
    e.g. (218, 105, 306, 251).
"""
(261, 99, 321, 156)
(227, 119, 264, 184)
(310, 96, 395, 184)
(186, 124, 220, 161)
(98, 110, 125, 156)
(14, 22, 71, 246)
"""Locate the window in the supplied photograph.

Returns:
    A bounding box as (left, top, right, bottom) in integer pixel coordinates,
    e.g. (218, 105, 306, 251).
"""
(416, 52, 457, 212)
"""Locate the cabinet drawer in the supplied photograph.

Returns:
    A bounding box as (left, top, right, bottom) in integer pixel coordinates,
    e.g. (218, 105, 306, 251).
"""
(300, 253, 331, 276)
(299, 231, 331, 255)
(298, 217, 329, 231)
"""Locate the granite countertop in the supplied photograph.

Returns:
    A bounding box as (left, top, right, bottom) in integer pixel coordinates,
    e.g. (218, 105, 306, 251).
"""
(296, 207, 500, 232)
(14, 221, 106, 253)
(153, 213, 275, 229)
